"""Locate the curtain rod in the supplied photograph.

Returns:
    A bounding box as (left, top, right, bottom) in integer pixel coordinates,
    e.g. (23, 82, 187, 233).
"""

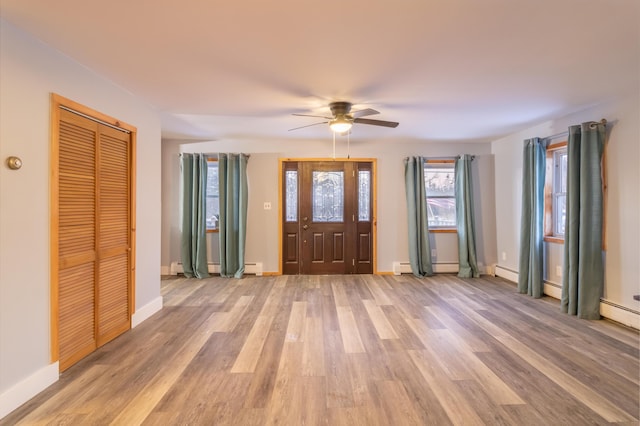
(179, 153, 250, 158)
(403, 155, 475, 161)
(544, 118, 607, 141)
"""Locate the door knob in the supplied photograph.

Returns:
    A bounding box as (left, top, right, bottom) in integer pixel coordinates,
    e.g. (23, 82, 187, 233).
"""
(303, 224, 309, 230)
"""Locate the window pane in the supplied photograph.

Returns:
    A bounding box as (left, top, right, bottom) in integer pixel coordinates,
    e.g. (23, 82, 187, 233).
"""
(207, 162, 218, 196)
(358, 170, 370, 221)
(427, 197, 456, 228)
(312, 171, 344, 222)
(285, 170, 298, 222)
(560, 152, 568, 193)
(206, 161, 219, 229)
(424, 166, 455, 197)
(551, 147, 567, 237)
(206, 196, 219, 229)
(555, 194, 566, 235)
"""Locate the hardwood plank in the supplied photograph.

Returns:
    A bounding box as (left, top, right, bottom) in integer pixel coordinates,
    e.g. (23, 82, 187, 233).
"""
(362, 274, 392, 305)
(408, 349, 486, 426)
(362, 299, 399, 339)
(285, 300, 307, 342)
(210, 295, 254, 332)
(331, 281, 350, 307)
(230, 315, 275, 373)
(336, 306, 366, 354)
(375, 380, 424, 426)
(302, 316, 326, 376)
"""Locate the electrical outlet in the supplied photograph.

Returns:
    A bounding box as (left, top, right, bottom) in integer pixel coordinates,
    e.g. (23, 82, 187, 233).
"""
(556, 266, 562, 277)
(431, 249, 437, 258)
(501, 252, 507, 261)
(263, 202, 271, 210)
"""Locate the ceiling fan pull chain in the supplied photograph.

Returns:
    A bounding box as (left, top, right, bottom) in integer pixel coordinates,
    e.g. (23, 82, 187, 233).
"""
(347, 132, 351, 159)
(332, 131, 336, 160)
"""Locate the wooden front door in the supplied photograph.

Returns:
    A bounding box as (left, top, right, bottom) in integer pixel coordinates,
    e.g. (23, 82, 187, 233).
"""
(282, 160, 373, 274)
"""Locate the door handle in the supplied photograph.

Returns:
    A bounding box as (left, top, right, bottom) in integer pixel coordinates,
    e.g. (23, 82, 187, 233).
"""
(303, 224, 309, 230)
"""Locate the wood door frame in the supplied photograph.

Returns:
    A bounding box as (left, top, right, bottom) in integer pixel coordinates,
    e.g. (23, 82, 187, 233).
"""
(50, 93, 137, 365)
(278, 158, 377, 275)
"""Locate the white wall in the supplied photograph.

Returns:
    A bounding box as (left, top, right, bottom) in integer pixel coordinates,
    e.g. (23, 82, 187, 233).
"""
(161, 138, 497, 274)
(0, 20, 162, 415)
(492, 93, 640, 312)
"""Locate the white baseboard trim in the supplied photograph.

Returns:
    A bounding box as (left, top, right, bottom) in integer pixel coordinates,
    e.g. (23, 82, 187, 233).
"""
(494, 265, 639, 330)
(131, 296, 163, 328)
(0, 362, 59, 419)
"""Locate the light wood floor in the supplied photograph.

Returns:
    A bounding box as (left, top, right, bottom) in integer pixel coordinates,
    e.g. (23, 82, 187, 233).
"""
(3, 274, 639, 425)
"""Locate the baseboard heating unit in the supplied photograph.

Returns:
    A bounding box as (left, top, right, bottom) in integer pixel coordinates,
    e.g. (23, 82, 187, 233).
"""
(392, 262, 459, 275)
(170, 261, 263, 276)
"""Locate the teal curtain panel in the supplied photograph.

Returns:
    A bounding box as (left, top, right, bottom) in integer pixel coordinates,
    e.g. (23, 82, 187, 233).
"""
(561, 122, 606, 319)
(404, 156, 433, 277)
(180, 153, 210, 279)
(218, 153, 249, 278)
(455, 154, 480, 278)
(518, 138, 546, 297)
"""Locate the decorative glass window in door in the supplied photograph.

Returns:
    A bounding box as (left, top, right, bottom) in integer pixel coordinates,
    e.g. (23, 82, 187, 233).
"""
(285, 170, 298, 222)
(358, 170, 370, 221)
(312, 171, 344, 222)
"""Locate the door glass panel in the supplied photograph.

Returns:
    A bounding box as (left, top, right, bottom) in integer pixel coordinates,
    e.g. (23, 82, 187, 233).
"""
(358, 170, 370, 221)
(312, 171, 344, 222)
(285, 170, 298, 222)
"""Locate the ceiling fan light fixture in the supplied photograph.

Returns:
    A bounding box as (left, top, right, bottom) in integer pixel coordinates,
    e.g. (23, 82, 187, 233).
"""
(329, 116, 352, 133)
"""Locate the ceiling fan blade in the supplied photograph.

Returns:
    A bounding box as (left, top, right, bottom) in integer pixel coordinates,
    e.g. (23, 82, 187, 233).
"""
(351, 108, 379, 118)
(353, 118, 399, 128)
(288, 121, 328, 131)
(292, 113, 332, 119)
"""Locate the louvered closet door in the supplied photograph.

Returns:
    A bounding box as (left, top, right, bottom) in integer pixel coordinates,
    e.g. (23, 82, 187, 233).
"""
(97, 125, 131, 346)
(58, 110, 99, 370)
(57, 109, 131, 371)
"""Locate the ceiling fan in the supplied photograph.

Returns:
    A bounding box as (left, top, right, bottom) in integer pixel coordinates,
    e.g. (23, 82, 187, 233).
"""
(289, 101, 399, 133)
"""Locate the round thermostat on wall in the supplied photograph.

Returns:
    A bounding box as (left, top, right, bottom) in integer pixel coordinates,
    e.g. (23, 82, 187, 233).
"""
(6, 156, 22, 170)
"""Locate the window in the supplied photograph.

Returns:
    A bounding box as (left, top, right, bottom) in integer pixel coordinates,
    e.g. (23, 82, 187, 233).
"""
(285, 169, 298, 222)
(424, 161, 456, 229)
(544, 142, 567, 242)
(206, 159, 219, 231)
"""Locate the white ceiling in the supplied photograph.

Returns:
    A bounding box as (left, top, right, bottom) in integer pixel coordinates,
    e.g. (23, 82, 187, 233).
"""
(1, 0, 638, 142)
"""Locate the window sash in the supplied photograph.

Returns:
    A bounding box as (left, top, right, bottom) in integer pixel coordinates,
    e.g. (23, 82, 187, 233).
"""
(423, 161, 456, 229)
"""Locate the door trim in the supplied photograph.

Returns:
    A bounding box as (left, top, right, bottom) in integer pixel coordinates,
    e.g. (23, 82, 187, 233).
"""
(50, 93, 137, 365)
(278, 158, 377, 275)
